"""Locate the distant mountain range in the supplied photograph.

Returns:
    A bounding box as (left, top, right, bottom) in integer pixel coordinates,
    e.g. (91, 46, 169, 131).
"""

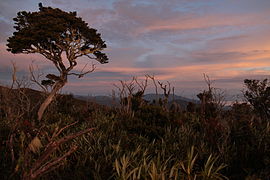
(74, 94, 199, 109)
(0, 85, 199, 109)
(0, 85, 235, 111)
(74, 95, 117, 106)
(143, 94, 198, 103)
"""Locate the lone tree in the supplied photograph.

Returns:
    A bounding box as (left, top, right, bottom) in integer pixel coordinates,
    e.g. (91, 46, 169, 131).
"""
(7, 3, 108, 120)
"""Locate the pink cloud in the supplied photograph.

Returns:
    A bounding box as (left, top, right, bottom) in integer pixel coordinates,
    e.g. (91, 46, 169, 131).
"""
(138, 12, 270, 34)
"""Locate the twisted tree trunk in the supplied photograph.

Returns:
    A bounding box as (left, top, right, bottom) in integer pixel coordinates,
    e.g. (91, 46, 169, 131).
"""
(37, 79, 66, 121)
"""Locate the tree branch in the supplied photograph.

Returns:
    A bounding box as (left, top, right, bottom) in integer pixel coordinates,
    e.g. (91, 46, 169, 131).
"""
(30, 146, 77, 179)
(68, 63, 96, 78)
(29, 64, 47, 92)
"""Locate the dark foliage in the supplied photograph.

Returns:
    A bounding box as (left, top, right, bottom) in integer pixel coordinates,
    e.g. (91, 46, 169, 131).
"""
(244, 79, 270, 120)
(1, 79, 269, 179)
(7, 4, 108, 64)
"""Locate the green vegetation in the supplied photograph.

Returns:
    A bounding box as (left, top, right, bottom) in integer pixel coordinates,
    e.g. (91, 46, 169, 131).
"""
(0, 76, 269, 179)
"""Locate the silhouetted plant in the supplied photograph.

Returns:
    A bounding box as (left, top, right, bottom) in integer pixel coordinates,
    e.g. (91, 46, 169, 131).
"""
(244, 78, 270, 121)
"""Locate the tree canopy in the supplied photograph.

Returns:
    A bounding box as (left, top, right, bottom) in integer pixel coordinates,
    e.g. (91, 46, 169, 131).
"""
(7, 3, 108, 66)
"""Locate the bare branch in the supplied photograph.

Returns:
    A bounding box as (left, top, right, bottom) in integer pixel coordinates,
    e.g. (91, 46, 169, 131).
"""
(158, 81, 171, 98)
(113, 83, 125, 100)
(68, 63, 96, 78)
(167, 81, 171, 97)
(146, 74, 158, 99)
(203, 73, 212, 92)
(125, 77, 136, 95)
(134, 76, 148, 94)
(29, 64, 47, 92)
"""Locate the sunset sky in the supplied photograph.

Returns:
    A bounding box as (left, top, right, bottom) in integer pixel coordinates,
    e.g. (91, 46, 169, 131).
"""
(0, 0, 270, 99)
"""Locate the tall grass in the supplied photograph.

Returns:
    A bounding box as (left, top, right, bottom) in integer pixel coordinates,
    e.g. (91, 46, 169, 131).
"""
(0, 80, 269, 179)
